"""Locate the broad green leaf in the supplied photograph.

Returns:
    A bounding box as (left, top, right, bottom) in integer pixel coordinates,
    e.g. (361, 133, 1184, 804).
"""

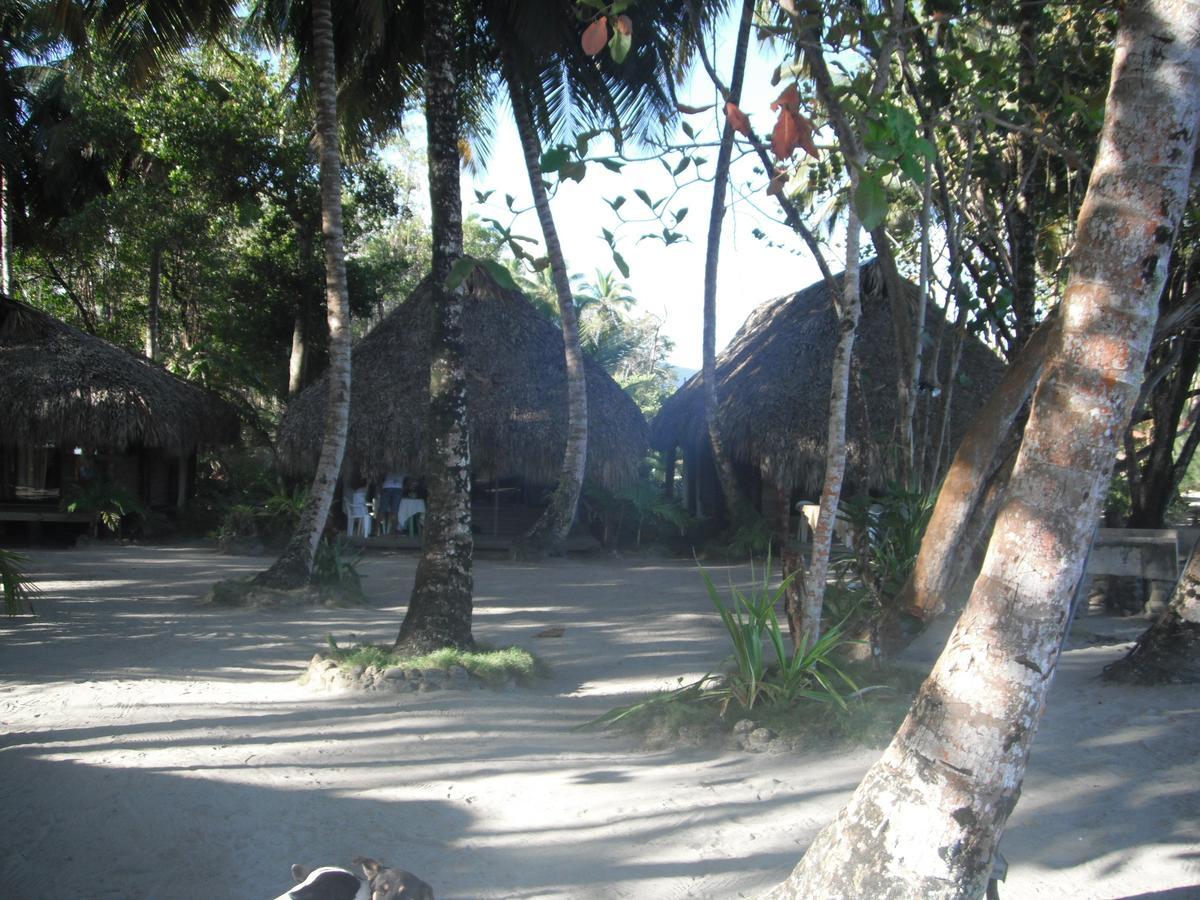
(612, 250, 630, 278)
(444, 256, 478, 291)
(672, 157, 689, 176)
(481, 259, 520, 291)
(608, 26, 632, 64)
(634, 188, 654, 208)
(681, 121, 695, 139)
(561, 160, 588, 183)
(599, 158, 625, 173)
(540, 147, 569, 173)
(854, 173, 888, 231)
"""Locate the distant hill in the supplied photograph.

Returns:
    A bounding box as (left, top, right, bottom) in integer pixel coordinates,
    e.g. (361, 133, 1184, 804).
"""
(670, 365, 697, 387)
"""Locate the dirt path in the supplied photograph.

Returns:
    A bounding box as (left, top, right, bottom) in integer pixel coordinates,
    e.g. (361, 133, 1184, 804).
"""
(0, 545, 1196, 899)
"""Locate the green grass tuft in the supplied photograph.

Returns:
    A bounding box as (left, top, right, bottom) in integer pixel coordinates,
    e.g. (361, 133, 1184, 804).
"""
(328, 640, 544, 686)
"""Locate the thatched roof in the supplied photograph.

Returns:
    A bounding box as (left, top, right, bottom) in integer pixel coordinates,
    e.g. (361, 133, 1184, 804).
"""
(650, 262, 1006, 497)
(278, 269, 648, 490)
(0, 293, 240, 454)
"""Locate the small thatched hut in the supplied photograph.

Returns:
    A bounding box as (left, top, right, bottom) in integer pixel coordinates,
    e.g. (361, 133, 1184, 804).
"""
(278, 269, 648, 530)
(0, 293, 239, 523)
(651, 262, 1006, 522)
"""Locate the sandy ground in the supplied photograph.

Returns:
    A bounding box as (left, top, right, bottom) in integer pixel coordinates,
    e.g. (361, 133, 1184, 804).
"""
(0, 545, 1197, 900)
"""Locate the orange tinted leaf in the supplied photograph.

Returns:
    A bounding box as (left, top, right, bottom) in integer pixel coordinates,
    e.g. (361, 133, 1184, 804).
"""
(616, 14, 632, 36)
(771, 108, 803, 160)
(582, 19, 608, 56)
(677, 102, 714, 115)
(771, 83, 800, 113)
(796, 113, 819, 159)
(724, 102, 753, 138)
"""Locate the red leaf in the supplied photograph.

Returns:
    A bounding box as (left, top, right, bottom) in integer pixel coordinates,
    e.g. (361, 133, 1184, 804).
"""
(677, 102, 714, 115)
(796, 113, 819, 159)
(616, 14, 633, 36)
(582, 19, 608, 56)
(771, 108, 803, 160)
(771, 83, 800, 114)
(724, 102, 753, 138)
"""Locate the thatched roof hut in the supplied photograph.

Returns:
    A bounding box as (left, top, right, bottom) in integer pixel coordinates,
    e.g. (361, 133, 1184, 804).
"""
(0, 293, 239, 454)
(278, 269, 648, 490)
(651, 262, 1006, 503)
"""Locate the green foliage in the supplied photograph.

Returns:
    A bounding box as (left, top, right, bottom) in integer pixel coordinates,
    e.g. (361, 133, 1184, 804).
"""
(326, 640, 542, 686)
(588, 559, 859, 731)
(64, 479, 145, 537)
(834, 485, 932, 605)
(583, 470, 692, 551)
(0, 549, 41, 616)
(312, 536, 364, 596)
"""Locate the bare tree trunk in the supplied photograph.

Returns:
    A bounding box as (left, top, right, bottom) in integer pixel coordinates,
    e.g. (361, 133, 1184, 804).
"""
(797, 210, 862, 645)
(395, 0, 474, 652)
(1, 166, 10, 295)
(899, 314, 1058, 619)
(255, 0, 352, 588)
(504, 53, 588, 559)
(145, 244, 162, 361)
(767, 5, 1199, 894)
(700, 0, 757, 526)
(1105, 542, 1200, 684)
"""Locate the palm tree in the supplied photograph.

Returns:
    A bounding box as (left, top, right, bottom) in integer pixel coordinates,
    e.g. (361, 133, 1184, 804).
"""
(483, 0, 699, 557)
(253, 0, 354, 587)
(394, 0, 475, 652)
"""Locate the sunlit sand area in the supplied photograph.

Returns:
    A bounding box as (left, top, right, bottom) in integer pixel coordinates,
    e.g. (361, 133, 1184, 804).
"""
(1, 545, 1195, 899)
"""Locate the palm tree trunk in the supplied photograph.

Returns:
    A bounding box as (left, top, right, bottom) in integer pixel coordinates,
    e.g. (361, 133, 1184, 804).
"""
(502, 52, 588, 559)
(1, 165, 10, 295)
(700, 0, 757, 526)
(395, 0, 474, 652)
(766, 4, 1199, 894)
(255, 0, 352, 588)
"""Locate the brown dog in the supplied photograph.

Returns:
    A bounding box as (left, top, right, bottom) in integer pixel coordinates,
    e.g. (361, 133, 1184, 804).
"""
(275, 857, 434, 900)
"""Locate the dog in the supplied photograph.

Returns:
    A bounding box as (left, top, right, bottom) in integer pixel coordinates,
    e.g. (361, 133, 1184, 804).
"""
(274, 857, 434, 900)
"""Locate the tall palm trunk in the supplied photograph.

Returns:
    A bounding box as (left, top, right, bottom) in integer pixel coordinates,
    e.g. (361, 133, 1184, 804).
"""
(700, 0, 756, 525)
(767, 4, 1199, 895)
(1, 165, 10, 295)
(256, 0, 352, 588)
(503, 51, 588, 558)
(144, 243, 162, 361)
(395, 0, 474, 653)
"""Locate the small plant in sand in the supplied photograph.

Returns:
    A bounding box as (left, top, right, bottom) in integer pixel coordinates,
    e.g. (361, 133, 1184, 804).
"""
(585, 558, 883, 745)
(0, 549, 41, 616)
(313, 535, 364, 595)
(326, 637, 543, 687)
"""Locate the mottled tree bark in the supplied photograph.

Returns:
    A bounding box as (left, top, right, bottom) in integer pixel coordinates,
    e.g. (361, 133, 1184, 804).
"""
(767, 4, 1199, 895)
(900, 315, 1058, 620)
(0, 167, 9, 295)
(699, 0, 757, 526)
(255, 0, 352, 588)
(395, 0, 473, 653)
(796, 210, 862, 646)
(503, 51, 588, 559)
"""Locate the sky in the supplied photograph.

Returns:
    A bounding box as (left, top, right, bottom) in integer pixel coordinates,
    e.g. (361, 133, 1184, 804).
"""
(454, 12, 835, 372)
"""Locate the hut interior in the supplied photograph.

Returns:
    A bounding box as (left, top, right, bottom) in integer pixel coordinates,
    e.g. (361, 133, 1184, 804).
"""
(278, 269, 649, 547)
(0, 294, 238, 540)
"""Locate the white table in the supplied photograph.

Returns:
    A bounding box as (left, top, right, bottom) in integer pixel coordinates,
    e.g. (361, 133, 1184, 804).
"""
(396, 498, 426, 534)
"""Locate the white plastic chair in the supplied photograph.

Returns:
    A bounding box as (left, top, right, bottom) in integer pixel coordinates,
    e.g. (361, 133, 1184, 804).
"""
(344, 488, 372, 537)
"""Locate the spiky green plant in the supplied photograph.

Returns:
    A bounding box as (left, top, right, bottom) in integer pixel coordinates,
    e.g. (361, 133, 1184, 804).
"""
(0, 549, 41, 616)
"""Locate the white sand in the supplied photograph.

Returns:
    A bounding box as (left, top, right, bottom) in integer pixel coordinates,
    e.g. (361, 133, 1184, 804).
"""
(0, 545, 1196, 899)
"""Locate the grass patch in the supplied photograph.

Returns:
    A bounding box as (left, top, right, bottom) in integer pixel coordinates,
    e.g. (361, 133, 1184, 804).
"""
(327, 638, 545, 686)
(587, 662, 922, 752)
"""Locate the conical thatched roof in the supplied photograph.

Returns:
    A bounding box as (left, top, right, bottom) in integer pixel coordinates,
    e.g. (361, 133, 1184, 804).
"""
(0, 294, 240, 454)
(651, 262, 1006, 497)
(278, 269, 648, 490)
